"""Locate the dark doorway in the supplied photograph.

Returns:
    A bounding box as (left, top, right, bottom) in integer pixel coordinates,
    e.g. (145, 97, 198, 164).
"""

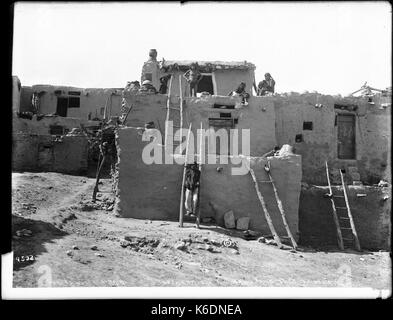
(337, 114, 356, 159)
(198, 75, 214, 95)
(56, 97, 68, 117)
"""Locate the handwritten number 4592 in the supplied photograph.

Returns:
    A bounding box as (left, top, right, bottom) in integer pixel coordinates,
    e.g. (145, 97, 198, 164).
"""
(15, 255, 36, 262)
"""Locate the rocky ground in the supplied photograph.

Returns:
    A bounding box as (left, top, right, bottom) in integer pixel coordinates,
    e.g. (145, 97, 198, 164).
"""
(11, 172, 391, 288)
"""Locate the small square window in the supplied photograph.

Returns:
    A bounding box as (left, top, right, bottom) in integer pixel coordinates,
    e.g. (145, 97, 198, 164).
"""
(303, 121, 313, 130)
(68, 97, 80, 108)
(295, 134, 303, 143)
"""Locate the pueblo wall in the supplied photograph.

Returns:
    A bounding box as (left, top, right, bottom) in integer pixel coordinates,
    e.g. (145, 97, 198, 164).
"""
(115, 124, 301, 238)
(299, 184, 391, 250)
(273, 93, 391, 185)
(13, 115, 101, 135)
(114, 127, 183, 220)
(12, 133, 88, 175)
(200, 153, 302, 239)
(185, 95, 277, 156)
(25, 85, 122, 120)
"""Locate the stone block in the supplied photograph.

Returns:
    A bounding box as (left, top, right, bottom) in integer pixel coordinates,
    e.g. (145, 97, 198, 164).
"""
(224, 210, 236, 229)
(236, 217, 250, 230)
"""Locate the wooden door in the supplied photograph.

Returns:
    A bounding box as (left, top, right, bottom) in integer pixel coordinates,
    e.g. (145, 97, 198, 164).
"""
(56, 97, 68, 117)
(337, 114, 356, 159)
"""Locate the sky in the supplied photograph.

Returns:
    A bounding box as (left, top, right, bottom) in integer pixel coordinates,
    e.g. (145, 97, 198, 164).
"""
(12, 1, 392, 95)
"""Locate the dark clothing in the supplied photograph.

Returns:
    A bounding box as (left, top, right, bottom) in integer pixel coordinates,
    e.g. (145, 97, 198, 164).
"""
(258, 79, 275, 96)
(159, 84, 168, 94)
(185, 165, 201, 191)
(159, 74, 172, 94)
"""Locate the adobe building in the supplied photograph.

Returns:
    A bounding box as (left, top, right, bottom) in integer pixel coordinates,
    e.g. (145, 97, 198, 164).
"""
(11, 49, 392, 249)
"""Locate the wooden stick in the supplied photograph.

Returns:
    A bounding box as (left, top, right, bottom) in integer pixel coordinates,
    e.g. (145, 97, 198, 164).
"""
(179, 123, 192, 227)
(248, 164, 283, 248)
(164, 75, 173, 146)
(266, 160, 297, 250)
(325, 162, 344, 250)
(340, 170, 361, 251)
(179, 75, 183, 151)
(196, 122, 203, 228)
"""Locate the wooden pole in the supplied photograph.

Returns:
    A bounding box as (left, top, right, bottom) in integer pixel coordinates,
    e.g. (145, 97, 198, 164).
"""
(179, 123, 192, 227)
(266, 160, 298, 250)
(179, 75, 183, 150)
(340, 170, 361, 251)
(164, 75, 173, 146)
(325, 162, 344, 250)
(248, 164, 283, 248)
(196, 122, 203, 228)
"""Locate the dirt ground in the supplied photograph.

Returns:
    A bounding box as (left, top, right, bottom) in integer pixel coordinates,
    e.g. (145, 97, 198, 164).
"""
(11, 172, 391, 289)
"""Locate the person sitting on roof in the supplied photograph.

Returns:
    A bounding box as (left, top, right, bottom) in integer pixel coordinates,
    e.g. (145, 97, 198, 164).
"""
(257, 73, 275, 96)
(139, 80, 157, 94)
(158, 74, 172, 94)
(228, 82, 250, 105)
(183, 63, 203, 97)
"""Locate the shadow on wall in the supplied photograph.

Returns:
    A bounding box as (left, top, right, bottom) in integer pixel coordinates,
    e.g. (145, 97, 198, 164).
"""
(299, 185, 391, 251)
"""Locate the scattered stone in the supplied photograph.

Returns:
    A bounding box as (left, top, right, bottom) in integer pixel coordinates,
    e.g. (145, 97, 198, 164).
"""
(66, 250, 73, 256)
(90, 245, 98, 251)
(290, 249, 297, 253)
(16, 229, 32, 237)
(299, 255, 303, 258)
(72, 245, 79, 250)
(265, 239, 277, 246)
(120, 241, 130, 248)
(175, 241, 187, 251)
(95, 253, 104, 257)
(378, 180, 389, 187)
(224, 210, 236, 229)
(257, 236, 266, 243)
(236, 217, 250, 231)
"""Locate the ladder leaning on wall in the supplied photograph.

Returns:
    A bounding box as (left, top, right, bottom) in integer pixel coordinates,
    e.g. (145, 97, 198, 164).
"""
(247, 160, 298, 250)
(325, 162, 361, 251)
(164, 74, 184, 149)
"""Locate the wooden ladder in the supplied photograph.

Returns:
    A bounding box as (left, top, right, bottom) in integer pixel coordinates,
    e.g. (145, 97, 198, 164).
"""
(325, 162, 361, 251)
(164, 74, 184, 149)
(195, 122, 203, 228)
(119, 97, 133, 125)
(178, 123, 193, 228)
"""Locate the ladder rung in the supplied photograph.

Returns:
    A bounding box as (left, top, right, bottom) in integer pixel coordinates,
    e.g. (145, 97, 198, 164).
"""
(173, 125, 182, 128)
(336, 207, 347, 209)
(340, 227, 352, 230)
(342, 237, 354, 241)
(339, 217, 350, 219)
(168, 107, 181, 110)
(333, 195, 345, 198)
(258, 180, 273, 183)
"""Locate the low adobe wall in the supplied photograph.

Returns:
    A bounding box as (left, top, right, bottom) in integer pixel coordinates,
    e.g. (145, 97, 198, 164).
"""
(299, 184, 391, 250)
(13, 115, 100, 135)
(115, 126, 301, 238)
(114, 127, 183, 219)
(12, 133, 88, 175)
(200, 153, 302, 239)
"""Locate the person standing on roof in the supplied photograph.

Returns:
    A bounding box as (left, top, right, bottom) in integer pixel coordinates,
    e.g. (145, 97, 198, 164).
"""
(159, 74, 172, 94)
(183, 63, 203, 97)
(184, 161, 201, 216)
